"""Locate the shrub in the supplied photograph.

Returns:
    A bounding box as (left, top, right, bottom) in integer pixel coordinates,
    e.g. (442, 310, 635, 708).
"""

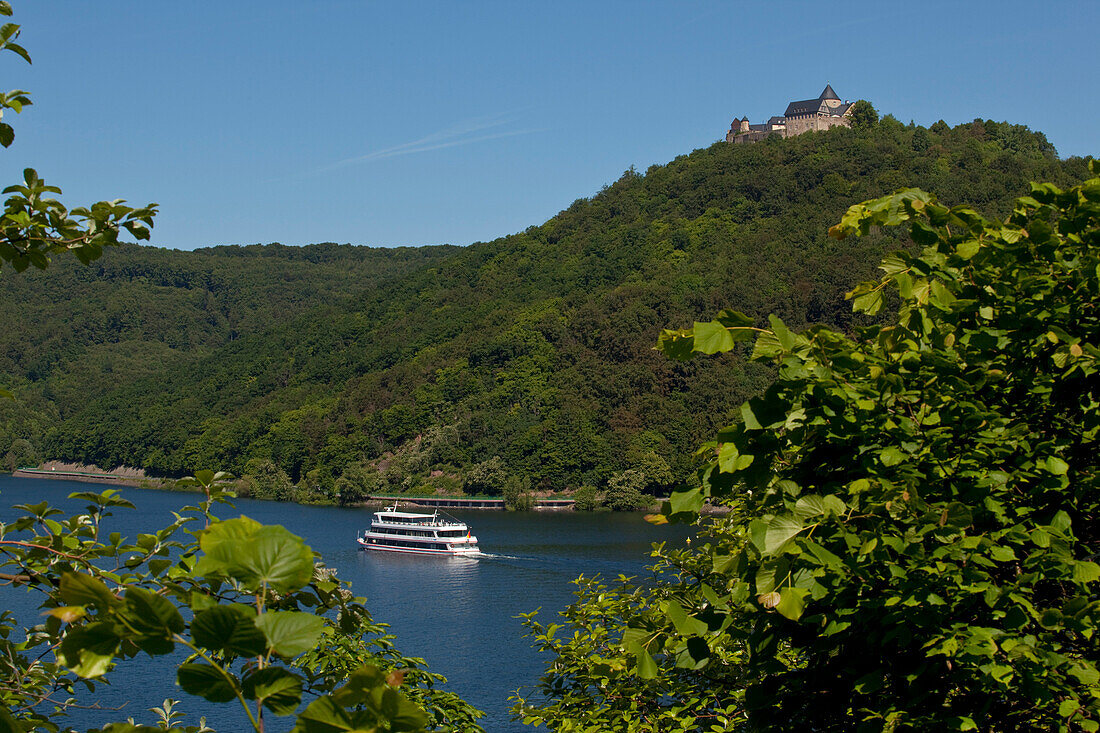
(517, 166, 1100, 731)
(571, 484, 605, 511)
(604, 469, 649, 511)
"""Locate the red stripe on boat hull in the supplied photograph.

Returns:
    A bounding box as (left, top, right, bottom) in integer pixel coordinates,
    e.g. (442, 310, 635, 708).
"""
(356, 539, 479, 556)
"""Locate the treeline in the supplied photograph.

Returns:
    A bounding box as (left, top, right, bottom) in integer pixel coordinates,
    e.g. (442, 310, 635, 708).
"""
(0, 118, 1088, 504)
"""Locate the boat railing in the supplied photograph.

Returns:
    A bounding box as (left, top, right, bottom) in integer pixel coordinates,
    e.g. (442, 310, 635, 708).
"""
(373, 516, 465, 528)
(377, 503, 468, 528)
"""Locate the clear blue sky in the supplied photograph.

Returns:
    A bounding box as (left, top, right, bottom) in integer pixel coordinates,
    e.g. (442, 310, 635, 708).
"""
(2, 1, 1097, 251)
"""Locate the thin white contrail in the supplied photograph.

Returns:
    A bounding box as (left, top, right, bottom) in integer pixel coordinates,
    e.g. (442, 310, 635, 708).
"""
(317, 114, 540, 172)
(344, 128, 541, 164)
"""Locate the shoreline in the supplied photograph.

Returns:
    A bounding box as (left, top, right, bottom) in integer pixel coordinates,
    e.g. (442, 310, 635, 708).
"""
(8, 471, 583, 510)
(6, 471, 719, 514)
(11, 468, 160, 488)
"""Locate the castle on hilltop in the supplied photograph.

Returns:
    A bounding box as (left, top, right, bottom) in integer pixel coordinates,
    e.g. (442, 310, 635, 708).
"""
(727, 84, 854, 144)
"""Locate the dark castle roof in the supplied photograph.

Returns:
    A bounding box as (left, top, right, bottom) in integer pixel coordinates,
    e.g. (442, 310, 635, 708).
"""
(784, 84, 846, 117)
(785, 98, 825, 117)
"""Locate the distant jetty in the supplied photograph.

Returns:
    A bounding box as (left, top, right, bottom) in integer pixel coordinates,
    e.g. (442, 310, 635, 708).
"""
(12, 461, 161, 488)
(13, 467, 148, 487)
(367, 495, 575, 511)
(7, 473, 579, 510)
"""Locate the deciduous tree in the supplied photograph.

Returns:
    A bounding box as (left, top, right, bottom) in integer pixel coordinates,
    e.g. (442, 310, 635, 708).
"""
(0, 3, 156, 275)
(517, 164, 1100, 731)
(849, 99, 879, 130)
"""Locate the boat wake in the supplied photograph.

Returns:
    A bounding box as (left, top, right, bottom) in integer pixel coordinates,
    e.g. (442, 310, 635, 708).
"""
(472, 551, 523, 560)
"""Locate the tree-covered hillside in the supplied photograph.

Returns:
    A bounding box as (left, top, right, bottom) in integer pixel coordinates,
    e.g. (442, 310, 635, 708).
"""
(0, 244, 457, 468)
(1, 118, 1089, 502)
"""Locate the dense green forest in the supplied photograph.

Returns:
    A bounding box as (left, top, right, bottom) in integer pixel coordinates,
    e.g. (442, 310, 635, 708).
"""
(0, 118, 1088, 504)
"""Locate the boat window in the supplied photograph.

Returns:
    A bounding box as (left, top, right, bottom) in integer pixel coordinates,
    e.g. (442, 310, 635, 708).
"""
(371, 527, 442, 538)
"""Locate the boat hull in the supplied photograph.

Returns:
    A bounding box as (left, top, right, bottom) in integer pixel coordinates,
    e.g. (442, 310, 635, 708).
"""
(356, 537, 480, 556)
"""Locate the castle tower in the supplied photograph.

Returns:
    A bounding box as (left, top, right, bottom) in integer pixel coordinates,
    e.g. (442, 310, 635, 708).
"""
(820, 83, 841, 109)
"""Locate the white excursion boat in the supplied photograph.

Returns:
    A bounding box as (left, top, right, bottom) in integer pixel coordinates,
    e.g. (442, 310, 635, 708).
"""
(357, 504, 480, 556)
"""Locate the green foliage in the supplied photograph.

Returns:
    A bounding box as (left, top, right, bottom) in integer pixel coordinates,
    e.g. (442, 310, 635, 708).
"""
(0, 7, 480, 729)
(1, 168, 158, 272)
(502, 475, 535, 511)
(625, 431, 675, 492)
(0, 107, 1086, 499)
(2, 436, 34, 470)
(297, 467, 336, 504)
(571, 484, 606, 511)
(0, 5, 156, 274)
(849, 99, 879, 130)
(0, 474, 485, 731)
(464, 456, 508, 497)
(911, 126, 931, 152)
(513, 563, 749, 732)
(335, 463, 383, 506)
(604, 470, 649, 512)
(241, 458, 295, 501)
(0, 3, 31, 150)
(518, 165, 1100, 731)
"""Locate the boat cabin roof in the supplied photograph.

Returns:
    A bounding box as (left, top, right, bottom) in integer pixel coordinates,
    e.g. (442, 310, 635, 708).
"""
(376, 511, 436, 519)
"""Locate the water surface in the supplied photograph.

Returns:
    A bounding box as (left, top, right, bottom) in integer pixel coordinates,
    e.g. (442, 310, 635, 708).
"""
(0, 475, 685, 731)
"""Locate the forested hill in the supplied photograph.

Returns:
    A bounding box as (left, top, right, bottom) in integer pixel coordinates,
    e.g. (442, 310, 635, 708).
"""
(0, 118, 1089, 502)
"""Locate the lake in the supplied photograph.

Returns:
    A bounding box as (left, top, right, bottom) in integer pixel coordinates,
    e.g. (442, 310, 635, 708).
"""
(0, 474, 686, 731)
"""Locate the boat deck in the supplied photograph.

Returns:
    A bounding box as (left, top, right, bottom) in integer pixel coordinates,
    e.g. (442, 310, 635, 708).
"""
(368, 495, 575, 510)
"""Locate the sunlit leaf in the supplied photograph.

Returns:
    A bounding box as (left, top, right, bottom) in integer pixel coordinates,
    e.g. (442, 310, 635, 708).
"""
(634, 645, 657, 679)
(255, 611, 324, 658)
(43, 606, 86, 623)
(235, 525, 316, 593)
(692, 320, 735, 354)
(775, 588, 807, 620)
(763, 516, 802, 554)
(666, 487, 703, 517)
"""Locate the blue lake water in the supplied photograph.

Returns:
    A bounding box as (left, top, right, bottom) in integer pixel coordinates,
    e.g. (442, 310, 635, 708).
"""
(0, 475, 686, 731)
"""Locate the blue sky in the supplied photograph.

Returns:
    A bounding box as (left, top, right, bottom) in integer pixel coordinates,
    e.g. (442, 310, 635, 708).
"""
(2, 1, 1097, 251)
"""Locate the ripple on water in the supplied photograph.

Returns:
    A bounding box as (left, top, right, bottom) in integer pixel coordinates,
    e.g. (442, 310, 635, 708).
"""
(0, 476, 689, 732)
